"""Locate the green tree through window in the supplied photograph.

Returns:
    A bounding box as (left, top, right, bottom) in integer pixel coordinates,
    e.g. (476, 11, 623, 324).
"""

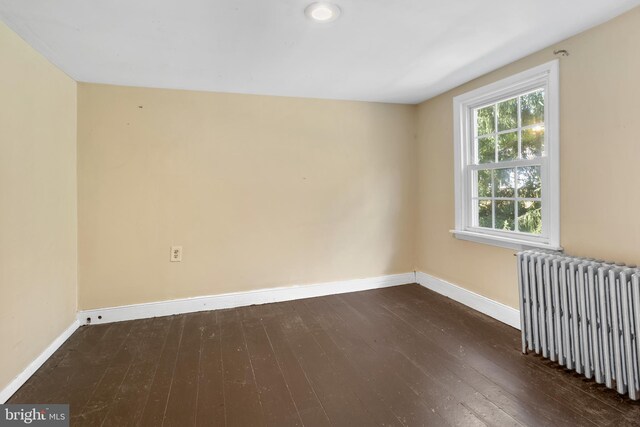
(473, 89, 544, 235)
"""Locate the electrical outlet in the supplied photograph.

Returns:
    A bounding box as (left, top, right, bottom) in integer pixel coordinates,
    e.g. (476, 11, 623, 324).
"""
(170, 246, 182, 262)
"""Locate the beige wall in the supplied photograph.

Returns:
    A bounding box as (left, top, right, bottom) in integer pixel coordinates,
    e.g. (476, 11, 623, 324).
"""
(77, 84, 416, 309)
(417, 7, 640, 309)
(0, 22, 77, 392)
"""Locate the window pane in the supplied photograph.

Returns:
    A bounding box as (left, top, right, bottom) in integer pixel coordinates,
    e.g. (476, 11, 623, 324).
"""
(478, 200, 493, 228)
(476, 170, 492, 197)
(498, 131, 518, 162)
(497, 98, 517, 131)
(494, 168, 515, 198)
(496, 200, 515, 231)
(518, 200, 542, 234)
(476, 105, 495, 136)
(477, 136, 495, 164)
(517, 166, 541, 198)
(520, 89, 544, 126)
(522, 126, 544, 158)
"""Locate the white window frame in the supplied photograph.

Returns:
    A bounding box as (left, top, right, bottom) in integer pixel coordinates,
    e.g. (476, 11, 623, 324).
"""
(451, 60, 561, 251)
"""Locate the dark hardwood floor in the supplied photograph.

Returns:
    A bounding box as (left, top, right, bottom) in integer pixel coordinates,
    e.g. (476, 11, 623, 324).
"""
(9, 284, 640, 426)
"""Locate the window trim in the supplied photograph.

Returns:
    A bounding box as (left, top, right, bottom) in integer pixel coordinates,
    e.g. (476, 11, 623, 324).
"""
(452, 60, 561, 251)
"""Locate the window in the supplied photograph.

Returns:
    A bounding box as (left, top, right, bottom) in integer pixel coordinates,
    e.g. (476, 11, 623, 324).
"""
(452, 61, 560, 250)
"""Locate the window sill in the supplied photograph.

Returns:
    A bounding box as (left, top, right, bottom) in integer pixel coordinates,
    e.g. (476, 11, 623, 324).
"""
(450, 230, 563, 252)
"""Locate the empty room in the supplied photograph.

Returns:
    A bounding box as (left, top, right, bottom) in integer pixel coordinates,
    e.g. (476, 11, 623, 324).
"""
(2, 0, 640, 425)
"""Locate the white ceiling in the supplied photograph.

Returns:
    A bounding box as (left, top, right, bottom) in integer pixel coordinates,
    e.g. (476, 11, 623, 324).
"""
(1, 0, 638, 104)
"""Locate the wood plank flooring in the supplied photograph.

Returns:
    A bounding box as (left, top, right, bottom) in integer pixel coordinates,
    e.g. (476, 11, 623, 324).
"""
(9, 284, 640, 426)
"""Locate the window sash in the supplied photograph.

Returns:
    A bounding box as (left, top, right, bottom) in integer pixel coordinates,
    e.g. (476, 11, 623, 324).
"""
(465, 87, 549, 238)
(467, 157, 543, 171)
(467, 169, 546, 235)
(473, 89, 545, 164)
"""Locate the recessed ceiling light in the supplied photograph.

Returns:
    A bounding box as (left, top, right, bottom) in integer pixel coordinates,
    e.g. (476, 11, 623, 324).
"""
(305, 2, 341, 23)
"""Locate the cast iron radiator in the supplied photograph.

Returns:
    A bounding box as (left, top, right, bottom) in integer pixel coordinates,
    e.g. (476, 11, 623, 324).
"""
(517, 249, 640, 400)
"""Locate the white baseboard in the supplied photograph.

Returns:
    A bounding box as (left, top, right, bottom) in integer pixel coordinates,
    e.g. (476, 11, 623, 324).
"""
(78, 272, 417, 325)
(416, 271, 521, 330)
(0, 319, 80, 403)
